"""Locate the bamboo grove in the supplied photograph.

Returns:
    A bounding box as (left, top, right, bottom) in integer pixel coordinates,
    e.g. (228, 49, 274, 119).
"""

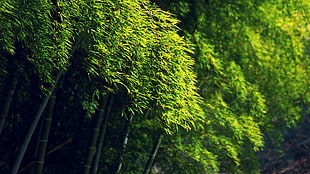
(0, 0, 309, 173)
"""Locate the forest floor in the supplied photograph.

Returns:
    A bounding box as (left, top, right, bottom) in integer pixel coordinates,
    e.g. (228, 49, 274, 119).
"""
(259, 113, 310, 174)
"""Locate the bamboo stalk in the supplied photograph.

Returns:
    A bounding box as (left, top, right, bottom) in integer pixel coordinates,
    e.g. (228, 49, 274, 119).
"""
(91, 95, 114, 174)
(29, 111, 44, 174)
(83, 94, 111, 174)
(19, 138, 72, 173)
(0, 74, 18, 136)
(34, 89, 57, 174)
(11, 68, 64, 174)
(115, 113, 133, 174)
(142, 132, 163, 174)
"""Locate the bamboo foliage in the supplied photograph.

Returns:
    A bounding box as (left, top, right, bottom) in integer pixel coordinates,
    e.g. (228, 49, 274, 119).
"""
(151, 0, 310, 173)
(0, 0, 16, 55)
(1, 0, 309, 173)
(76, 0, 203, 131)
(2, 0, 73, 172)
(2, 0, 201, 173)
(48, 0, 202, 131)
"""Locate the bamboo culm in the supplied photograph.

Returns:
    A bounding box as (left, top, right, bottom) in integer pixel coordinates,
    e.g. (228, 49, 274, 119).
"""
(34, 89, 57, 174)
(115, 113, 134, 174)
(10, 68, 64, 174)
(0, 74, 18, 137)
(92, 95, 114, 174)
(29, 110, 45, 174)
(19, 138, 72, 173)
(142, 132, 163, 174)
(83, 94, 111, 174)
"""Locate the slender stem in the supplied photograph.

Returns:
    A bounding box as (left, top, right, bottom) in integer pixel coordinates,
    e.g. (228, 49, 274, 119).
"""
(19, 138, 72, 173)
(0, 74, 18, 136)
(11, 68, 63, 174)
(142, 132, 163, 174)
(34, 89, 57, 174)
(91, 95, 114, 174)
(115, 113, 133, 174)
(29, 111, 44, 174)
(83, 94, 111, 174)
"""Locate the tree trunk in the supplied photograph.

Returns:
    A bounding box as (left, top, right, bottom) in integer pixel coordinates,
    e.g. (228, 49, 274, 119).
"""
(11, 68, 63, 174)
(0, 74, 18, 136)
(142, 132, 163, 174)
(83, 94, 111, 174)
(33, 89, 57, 174)
(115, 113, 133, 174)
(91, 95, 114, 174)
